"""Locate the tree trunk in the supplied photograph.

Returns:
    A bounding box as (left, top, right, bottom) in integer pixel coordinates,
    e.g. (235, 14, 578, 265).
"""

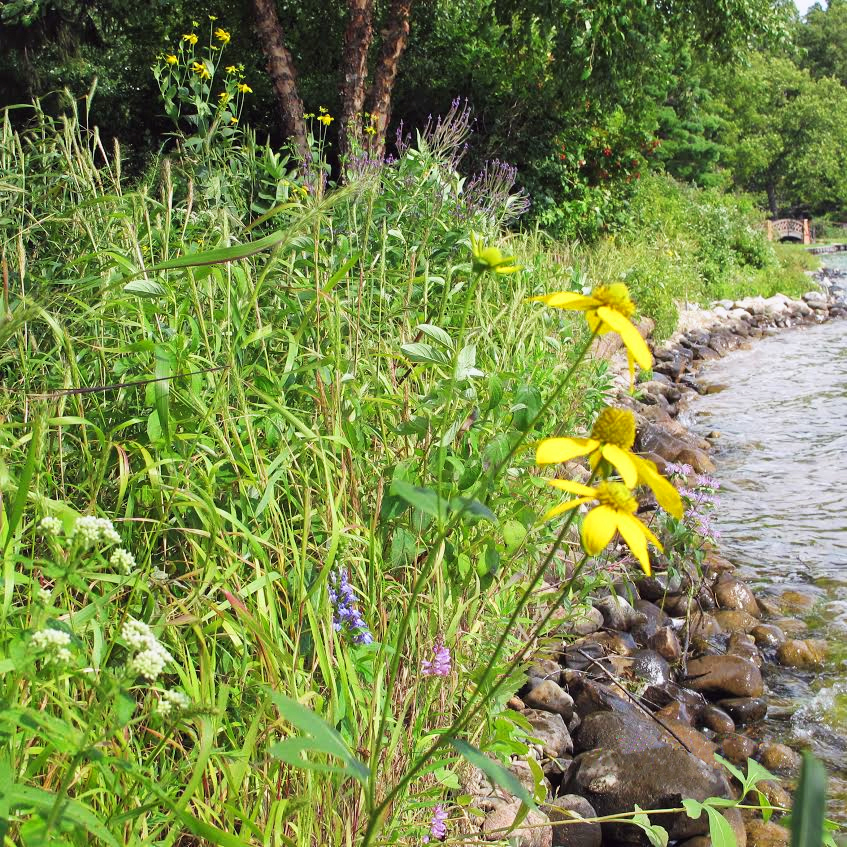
(766, 178, 778, 218)
(339, 0, 374, 163)
(251, 0, 308, 159)
(366, 0, 413, 160)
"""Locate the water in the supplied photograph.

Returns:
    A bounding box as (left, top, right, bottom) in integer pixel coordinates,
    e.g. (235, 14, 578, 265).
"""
(688, 280, 847, 817)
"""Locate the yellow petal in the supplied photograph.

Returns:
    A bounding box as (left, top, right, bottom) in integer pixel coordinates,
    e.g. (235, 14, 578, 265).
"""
(529, 292, 599, 310)
(632, 456, 684, 519)
(614, 512, 658, 575)
(596, 306, 652, 370)
(536, 437, 595, 465)
(547, 479, 598, 497)
(627, 350, 636, 393)
(581, 505, 617, 556)
(542, 497, 591, 521)
(600, 444, 638, 487)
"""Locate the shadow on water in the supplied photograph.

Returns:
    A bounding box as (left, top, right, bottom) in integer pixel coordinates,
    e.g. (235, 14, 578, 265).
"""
(688, 293, 847, 819)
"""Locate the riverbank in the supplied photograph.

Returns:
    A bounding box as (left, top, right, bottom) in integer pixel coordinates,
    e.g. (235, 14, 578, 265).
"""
(462, 275, 847, 847)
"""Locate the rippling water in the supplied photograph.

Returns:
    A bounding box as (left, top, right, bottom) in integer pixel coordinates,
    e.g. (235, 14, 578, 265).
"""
(688, 275, 847, 817)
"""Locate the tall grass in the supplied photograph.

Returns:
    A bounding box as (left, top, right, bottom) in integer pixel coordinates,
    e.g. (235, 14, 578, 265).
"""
(0, 100, 613, 846)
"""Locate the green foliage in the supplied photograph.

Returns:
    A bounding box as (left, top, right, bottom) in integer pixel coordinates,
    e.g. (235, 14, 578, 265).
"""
(797, 0, 847, 87)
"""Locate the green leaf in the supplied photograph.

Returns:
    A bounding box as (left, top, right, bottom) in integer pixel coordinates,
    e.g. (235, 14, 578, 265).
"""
(123, 279, 167, 297)
(8, 784, 120, 847)
(400, 342, 451, 366)
(417, 324, 454, 350)
(448, 738, 534, 808)
(448, 496, 497, 523)
(631, 806, 669, 847)
(704, 805, 736, 847)
(266, 692, 368, 784)
(791, 752, 827, 847)
(389, 481, 446, 520)
(153, 345, 173, 445)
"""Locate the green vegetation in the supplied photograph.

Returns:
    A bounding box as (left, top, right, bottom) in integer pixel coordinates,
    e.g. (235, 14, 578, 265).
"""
(0, 2, 837, 846)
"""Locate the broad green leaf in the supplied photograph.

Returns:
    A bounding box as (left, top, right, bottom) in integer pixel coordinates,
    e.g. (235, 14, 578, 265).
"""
(791, 752, 827, 847)
(8, 784, 120, 847)
(389, 481, 446, 520)
(417, 324, 454, 350)
(704, 805, 736, 847)
(123, 279, 167, 297)
(448, 738, 534, 807)
(400, 342, 451, 366)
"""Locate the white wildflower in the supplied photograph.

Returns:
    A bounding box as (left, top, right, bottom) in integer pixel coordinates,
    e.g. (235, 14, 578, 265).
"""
(122, 618, 174, 681)
(38, 587, 52, 603)
(158, 688, 190, 716)
(38, 516, 63, 536)
(110, 548, 137, 574)
(70, 515, 121, 548)
(32, 627, 72, 663)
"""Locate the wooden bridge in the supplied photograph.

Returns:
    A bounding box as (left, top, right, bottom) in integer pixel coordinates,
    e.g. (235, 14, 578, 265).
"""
(766, 218, 811, 244)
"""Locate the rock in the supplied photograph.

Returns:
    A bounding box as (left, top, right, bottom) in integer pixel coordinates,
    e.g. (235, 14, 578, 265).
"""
(508, 696, 526, 711)
(685, 655, 764, 699)
(524, 680, 575, 722)
(562, 641, 608, 673)
(648, 627, 682, 662)
(510, 758, 552, 798)
(553, 605, 604, 636)
(630, 649, 672, 686)
(727, 632, 763, 667)
(777, 590, 815, 613)
(524, 709, 574, 758)
(592, 631, 638, 656)
(714, 610, 759, 634)
(543, 756, 575, 787)
(714, 579, 761, 618)
(771, 616, 807, 635)
(528, 658, 565, 685)
(637, 573, 684, 602)
(564, 746, 729, 844)
(717, 697, 768, 724)
(546, 795, 602, 847)
(686, 611, 724, 639)
(643, 682, 708, 720)
(756, 779, 792, 810)
(482, 799, 553, 847)
(776, 638, 826, 668)
(718, 732, 758, 766)
(678, 809, 747, 847)
(656, 701, 693, 725)
(750, 624, 786, 648)
(632, 599, 672, 643)
(757, 742, 802, 775)
(700, 705, 735, 735)
(594, 595, 644, 632)
(745, 820, 790, 847)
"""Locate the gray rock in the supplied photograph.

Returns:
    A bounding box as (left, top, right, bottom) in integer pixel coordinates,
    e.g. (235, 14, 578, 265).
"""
(546, 795, 602, 847)
(717, 697, 768, 724)
(594, 595, 644, 632)
(685, 655, 764, 699)
(524, 709, 574, 758)
(648, 626, 682, 662)
(564, 746, 729, 844)
(630, 649, 671, 686)
(524, 680, 575, 722)
(482, 799, 553, 847)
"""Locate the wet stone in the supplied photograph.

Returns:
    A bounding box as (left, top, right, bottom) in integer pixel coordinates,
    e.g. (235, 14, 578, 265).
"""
(757, 741, 802, 775)
(776, 638, 827, 669)
(594, 595, 644, 632)
(648, 626, 682, 662)
(750, 624, 786, 648)
(714, 610, 759, 634)
(718, 732, 758, 766)
(700, 705, 735, 735)
(717, 697, 768, 724)
(685, 655, 764, 699)
(745, 820, 790, 847)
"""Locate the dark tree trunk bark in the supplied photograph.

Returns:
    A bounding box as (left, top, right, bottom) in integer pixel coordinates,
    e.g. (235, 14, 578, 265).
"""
(251, 0, 308, 159)
(339, 0, 374, 163)
(366, 0, 413, 160)
(766, 178, 778, 218)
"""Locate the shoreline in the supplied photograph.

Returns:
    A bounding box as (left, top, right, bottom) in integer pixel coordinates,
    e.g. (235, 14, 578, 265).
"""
(464, 273, 847, 847)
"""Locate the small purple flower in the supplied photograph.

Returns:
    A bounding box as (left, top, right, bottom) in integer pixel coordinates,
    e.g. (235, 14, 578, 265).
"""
(329, 569, 373, 645)
(423, 805, 448, 842)
(421, 642, 451, 677)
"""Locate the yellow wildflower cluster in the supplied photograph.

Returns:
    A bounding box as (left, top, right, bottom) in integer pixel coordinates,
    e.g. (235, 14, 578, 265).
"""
(191, 61, 210, 80)
(214, 27, 231, 44)
(182, 33, 198, 45)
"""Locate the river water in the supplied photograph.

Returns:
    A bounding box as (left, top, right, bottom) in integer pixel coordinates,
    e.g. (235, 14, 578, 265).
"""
(689, 254, 847, 819)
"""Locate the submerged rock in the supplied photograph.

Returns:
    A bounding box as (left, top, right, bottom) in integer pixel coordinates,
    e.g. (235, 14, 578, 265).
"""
(750, 624, 786, 648)
(714, 579, 761, 618)
(757, 741, 802, 774)
(776, 638, 827, 668)
(716, 697, 768, 724)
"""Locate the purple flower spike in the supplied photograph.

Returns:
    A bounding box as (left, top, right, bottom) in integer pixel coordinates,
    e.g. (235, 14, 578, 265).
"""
(329, 569, 373, 646)
(422, 642, 451, 677)
(423, 805, 448, 842)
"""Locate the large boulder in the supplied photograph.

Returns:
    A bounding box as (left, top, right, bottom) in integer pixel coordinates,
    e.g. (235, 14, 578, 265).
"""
(564, 746, 730, 844)
(685, 655, 764, 699)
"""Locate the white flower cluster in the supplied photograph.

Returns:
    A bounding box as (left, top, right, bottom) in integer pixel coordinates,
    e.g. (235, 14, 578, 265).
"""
(157, 688, 190, 717)
(32, 627, 72, 663)
(110, 548, 137, 574)
(71, 515, 121, 548)
(122, 619, 174, 681)
(38, 516, 63, 537)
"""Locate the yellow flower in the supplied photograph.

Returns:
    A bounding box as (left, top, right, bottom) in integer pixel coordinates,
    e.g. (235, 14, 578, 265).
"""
(304, 112, 315, 119)
(542, 479, 662, 575)
(226, 65, 238, 74)
(191, 61, 210, 80)
(317, 114, 334, 126)
(536, 407, 683, 518)
(215, 27, 231, 44)
(365, 125, 376, 135)
(238, 83, 253, 94)
(230, 116, 239, 125)
(319, 105, 328, 113)
(165, 54, 178, 65)
(218, 91, 230, 101)
(182, 33, 198, 45)
(470, 232, 521, 274)
(209, 14, 218, 20)
(530, 282, 651, 384)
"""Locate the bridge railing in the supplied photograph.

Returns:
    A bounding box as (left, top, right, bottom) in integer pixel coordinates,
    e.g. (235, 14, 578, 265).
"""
(766, 218, 811, 244)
